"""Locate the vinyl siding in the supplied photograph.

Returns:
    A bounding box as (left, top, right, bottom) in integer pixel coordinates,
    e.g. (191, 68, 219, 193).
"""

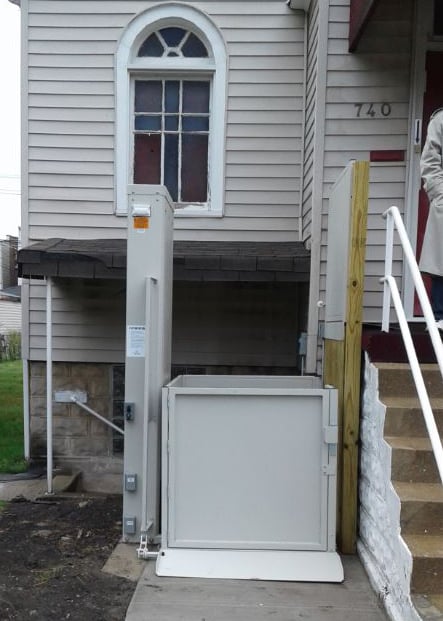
(172, 282, 307, 368)
(301, 0, 319, 244)
(24, 0, 306, 362)
(319, 0, 412, 325)
(26, 0, 305, 244)
(0, 301, 22, 334)
(28, 279, 125, 362)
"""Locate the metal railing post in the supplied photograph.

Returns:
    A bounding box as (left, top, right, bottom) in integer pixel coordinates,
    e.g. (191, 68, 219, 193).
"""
(382, 209, 394, 332)
(381, 205, 443, 485)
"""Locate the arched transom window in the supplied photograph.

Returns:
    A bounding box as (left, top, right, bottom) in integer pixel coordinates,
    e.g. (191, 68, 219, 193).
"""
(133, 28, 210, 204)
(138, 26, 209, 57)
(115, 5, 227, 216)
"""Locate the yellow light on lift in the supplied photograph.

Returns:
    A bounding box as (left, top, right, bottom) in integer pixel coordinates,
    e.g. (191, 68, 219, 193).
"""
(133, 215, 149, 229)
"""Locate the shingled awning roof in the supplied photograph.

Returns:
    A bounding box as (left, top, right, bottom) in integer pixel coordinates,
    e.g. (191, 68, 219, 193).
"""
(17, 238, 310, 282)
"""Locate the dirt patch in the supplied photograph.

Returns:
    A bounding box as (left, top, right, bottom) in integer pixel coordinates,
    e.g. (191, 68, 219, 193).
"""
(0, 495, 135, 621)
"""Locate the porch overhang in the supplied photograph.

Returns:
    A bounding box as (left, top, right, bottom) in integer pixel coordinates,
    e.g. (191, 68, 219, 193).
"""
(17, 238, 310, 283)
(348, 0, 380, 52)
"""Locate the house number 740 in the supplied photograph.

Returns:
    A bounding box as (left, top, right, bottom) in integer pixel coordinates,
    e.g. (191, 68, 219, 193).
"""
(354, 103, 392, 118)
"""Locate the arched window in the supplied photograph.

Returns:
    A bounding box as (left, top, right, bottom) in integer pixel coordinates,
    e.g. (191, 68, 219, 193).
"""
(115, 4, 227, 216)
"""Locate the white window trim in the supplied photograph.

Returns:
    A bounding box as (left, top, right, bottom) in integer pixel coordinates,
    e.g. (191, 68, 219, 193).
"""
(115, 3, 227, 217)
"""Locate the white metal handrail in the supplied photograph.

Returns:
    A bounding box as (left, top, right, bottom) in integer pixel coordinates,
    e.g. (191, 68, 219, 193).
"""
(381, 205, 443, 485)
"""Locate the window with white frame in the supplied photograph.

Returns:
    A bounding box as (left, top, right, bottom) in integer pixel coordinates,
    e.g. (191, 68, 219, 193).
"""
(115, 5, 227, 216)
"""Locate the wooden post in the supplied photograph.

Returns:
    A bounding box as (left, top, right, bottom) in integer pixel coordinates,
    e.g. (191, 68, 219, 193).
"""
(324, 160, 369, 553)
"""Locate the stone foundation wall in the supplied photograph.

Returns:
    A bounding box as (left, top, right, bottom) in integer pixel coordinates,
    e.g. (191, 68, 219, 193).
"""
(359, 355, 420, 621)
(29, 361, 123, 492)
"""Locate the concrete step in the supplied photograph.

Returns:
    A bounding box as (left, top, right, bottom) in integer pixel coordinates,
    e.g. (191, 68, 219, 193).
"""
(393, 482, 443, 536)
(412, 593, 443, 619)
(384, 397, 443, 437)
(386, 436, 442, 484)
(377, 363, 443, 613)
(0, 470, 81, 502)
(403, 534, 443, 594)
(377, 363, 443, 399)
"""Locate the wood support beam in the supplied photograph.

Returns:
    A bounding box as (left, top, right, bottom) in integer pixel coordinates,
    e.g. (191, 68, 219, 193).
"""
(324, 160, 369, 553)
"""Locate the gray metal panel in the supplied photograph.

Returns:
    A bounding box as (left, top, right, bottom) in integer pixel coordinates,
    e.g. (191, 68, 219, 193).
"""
(123, 186, 174, 541)
(324, 163, 353, 340)
(163, 378, 337, 552)
(168, 374, 322, 389)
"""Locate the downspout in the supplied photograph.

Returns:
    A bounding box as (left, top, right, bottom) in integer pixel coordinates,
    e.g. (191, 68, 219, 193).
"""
(19, 0, 30, 461)
(46, 276, 53, 494)
(305, 0, 330, 373)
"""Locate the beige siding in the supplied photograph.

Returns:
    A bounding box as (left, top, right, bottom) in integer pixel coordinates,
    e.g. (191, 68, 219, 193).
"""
(25, 0, 306, 362)
(0, 301, 22, 334)
(319, 0, 413, 325)
(28, 279, 307, 367)
(172, 282, 307, 368)
(28, 279, 125, 363)
(26, 0, 304, 245)
(301, 0, 319, 245)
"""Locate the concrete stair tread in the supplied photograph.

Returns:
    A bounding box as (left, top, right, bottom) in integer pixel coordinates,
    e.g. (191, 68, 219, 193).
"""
(412, 593, 443, 619)
(376, 363, 440, 370)
(52, 473, 81, 493)
(377, 363, 443, 399)
(376, 362, 443, 604)
(394, 481, 443, 503)
(402, 534, 443, 557)
(385, 436, 442, 451)
(383, 395, 443, 409)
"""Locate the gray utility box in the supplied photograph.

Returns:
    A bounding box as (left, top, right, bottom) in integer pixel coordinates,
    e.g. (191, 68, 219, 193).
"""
(158, 375, 343, 582)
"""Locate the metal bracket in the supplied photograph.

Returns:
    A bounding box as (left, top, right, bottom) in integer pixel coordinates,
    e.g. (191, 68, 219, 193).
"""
(124, 402, 135, 421)
(322, 463, 336, 476)
(323, 425, 338, 444)
(137, 532, 159, 560)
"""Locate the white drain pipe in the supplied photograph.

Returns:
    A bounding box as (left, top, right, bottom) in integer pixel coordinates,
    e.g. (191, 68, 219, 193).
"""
(22, 358, 30, 461)
(46, 276, 53, 494)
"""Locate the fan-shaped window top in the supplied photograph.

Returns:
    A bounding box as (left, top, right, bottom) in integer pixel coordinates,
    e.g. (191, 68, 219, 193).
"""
(138, 27, 209, 58)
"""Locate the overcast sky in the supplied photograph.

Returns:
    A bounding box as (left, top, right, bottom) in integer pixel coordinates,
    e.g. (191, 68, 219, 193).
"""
(0, 1, 21, 240)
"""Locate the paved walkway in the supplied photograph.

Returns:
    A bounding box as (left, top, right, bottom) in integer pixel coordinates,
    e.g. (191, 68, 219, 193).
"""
(125, 555, 389, 621)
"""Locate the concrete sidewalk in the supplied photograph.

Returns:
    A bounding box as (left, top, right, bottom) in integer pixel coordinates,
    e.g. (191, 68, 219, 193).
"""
(125, 555, 389, 621)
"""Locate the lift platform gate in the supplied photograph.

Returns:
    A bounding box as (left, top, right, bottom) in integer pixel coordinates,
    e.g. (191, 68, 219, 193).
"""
(157, 375, 343, 582)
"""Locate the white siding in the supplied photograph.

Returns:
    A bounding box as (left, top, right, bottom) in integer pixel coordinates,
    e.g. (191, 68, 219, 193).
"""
(319, 0, 413, 324)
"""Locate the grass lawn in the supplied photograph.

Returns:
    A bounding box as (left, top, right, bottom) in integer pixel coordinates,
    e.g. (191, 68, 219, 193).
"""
(0, 360, 27, 473)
